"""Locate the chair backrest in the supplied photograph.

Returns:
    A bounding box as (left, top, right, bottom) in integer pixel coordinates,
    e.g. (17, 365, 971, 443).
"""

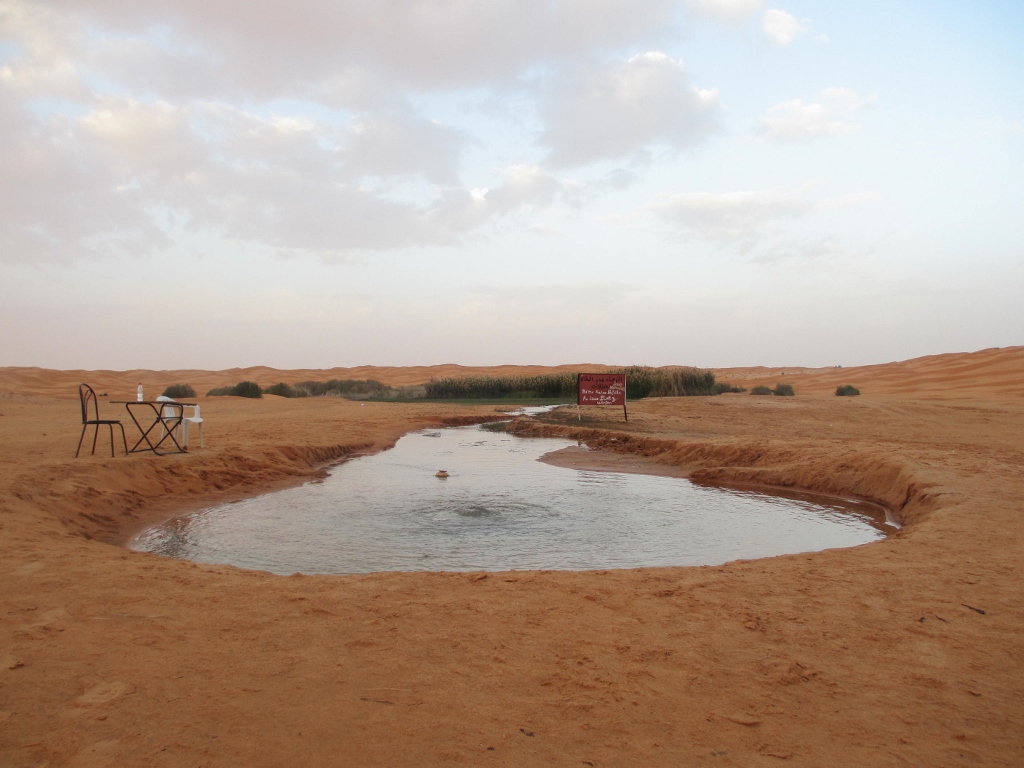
(185, 404, 201, 420)
(79, 383, 99, 424)
(156, 396, 179, 419)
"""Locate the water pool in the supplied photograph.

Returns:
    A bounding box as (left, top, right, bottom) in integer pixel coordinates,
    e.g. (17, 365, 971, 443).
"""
(131, 424, 892, 574)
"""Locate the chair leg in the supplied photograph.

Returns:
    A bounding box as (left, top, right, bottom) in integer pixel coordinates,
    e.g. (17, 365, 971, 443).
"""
(118, 423, 128, 456)
(91, 423, 100, 455)
(180, 421, 188, 449)
(76, 424, 88, 458)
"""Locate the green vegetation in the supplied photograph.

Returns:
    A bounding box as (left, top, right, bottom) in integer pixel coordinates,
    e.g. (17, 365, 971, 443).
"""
(425, 372, 577, 400)
(836, 385, 861, 396)
(264, 382, 297, 398)
(208, 378, 425, 401)
(294, 379, 394, 399)
(773, 383, 795, 397)
(750, 386, 773, 395)
(205, 367, 724, 403)
(206, 381, 262, 398)
(714, 382, 746, 394)
(161, 384, 196, 399)
(424, 366, 718, 401)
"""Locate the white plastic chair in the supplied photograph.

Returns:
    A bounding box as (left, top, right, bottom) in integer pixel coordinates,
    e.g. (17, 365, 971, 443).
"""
(156, 396, 204, 449)
(156, 396, 180, 444)
(179, 404, 204, 449)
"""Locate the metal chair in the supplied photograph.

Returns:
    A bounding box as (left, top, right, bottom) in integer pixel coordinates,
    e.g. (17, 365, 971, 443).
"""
(76, 384, 127, 458)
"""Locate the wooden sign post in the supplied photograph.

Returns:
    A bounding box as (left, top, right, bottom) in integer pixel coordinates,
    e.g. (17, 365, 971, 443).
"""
(577, 373, 628, 421)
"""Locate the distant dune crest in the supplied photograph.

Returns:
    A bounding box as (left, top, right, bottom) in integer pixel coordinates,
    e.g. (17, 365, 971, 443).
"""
(1, 346, 1021, 399)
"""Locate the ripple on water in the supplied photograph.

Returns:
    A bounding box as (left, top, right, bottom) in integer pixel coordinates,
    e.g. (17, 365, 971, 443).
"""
(131, 424, 893, 575)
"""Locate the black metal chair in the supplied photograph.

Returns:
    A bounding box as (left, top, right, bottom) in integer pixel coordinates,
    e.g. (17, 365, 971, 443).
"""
(76, 384, 127, 458)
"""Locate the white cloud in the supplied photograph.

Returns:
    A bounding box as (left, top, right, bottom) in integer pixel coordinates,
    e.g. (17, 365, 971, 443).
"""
(0, 1, 743, 265)
(686, 0, 762, 24)
(750, 235, 844, 264)
(342, 111, 468, 185)
(650, 188, 814, 244)
(542, 52, 721, 168)
(758, 88, 874, 142)
(0, 89, 555, 264)
(762, 8, 808, 46)
(647, 185, 878, 258)
(18, 0, 695, 96)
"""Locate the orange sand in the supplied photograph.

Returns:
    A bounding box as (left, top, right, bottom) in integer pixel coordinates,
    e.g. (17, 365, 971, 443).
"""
(1, 348, 1023, 766)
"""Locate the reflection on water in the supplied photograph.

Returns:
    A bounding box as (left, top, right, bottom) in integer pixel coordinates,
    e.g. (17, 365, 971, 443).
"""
(132, 425, 892, 575)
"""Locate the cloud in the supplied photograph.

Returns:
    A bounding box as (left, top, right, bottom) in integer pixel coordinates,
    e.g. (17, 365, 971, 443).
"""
(647, 185, 878, 258)
(541, 52, 721, 168)
(762, 8, 808, 46)
(342, 111, 468, 185)
(561, 168, 642, 208)
(0, 89, 554, 264)
(18, 0, 695, 96)
(650, 188, 814, 245)
(750, 235, 844, 264)
(758, 88, 874, 142)
(686, 0, 762, 24)
(0, 1, 750, 265)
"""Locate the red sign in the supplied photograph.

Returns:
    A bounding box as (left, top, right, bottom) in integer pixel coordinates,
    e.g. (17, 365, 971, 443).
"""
(578, 373, 626, 406)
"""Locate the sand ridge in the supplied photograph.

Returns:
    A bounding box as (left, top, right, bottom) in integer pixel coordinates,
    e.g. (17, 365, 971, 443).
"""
(713, 345, 1024, 398)
(1, 347, 1023, 766)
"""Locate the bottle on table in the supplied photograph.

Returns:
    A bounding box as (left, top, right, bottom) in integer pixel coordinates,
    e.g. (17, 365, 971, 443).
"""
(137, 383, 144, 402)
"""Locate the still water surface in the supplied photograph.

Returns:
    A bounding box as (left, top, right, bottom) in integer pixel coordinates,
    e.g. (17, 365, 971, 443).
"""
(132, 424, 892, 574)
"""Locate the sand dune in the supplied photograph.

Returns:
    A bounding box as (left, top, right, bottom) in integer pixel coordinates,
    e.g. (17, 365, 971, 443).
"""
(0, 362, 615, 399)
(2, 346, 1020, 400)
(713, 345, 1024, 398)
(1, 346, 1023, 766)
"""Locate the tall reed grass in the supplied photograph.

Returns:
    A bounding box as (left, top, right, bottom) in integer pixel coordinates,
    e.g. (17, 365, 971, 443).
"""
(424, 367, 718, 400)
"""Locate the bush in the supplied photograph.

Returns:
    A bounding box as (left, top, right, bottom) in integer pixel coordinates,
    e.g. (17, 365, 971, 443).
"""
(750, 386, 773, 395)
(264, 382, 294, 398)
(207, 381, 263, 398)
(714, 382, 746, 394)
(424, 366, 719, 401)
(836, 385, 860, 396)
(162, 384, 196, 399)
(295, 378, 394, 399)
(773, 383, 795, 397)
(231, 381, 262, 398)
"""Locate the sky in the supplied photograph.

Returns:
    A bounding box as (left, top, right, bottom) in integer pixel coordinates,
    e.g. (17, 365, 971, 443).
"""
(1, 0, 1022, 370)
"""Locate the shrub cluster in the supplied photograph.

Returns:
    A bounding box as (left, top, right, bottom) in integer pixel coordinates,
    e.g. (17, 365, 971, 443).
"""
(624, 366, 718, 398)
(425, 372, 578, 400)
(264, 382, 300, 398)
(714, 382, 746, 394)
(161, 384, 196, 399)
(207, 378, 421, 401)
(751, 383, 796, 396)
(206, 381, 262, 398)
(424, 366, 719, 401)
(206, 368, 723, 403)
(294, 379, 393, 399)
(836, 385, 861, 396)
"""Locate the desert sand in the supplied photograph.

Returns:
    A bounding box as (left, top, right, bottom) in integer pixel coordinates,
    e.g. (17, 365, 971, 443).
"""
(1, 347, 1023, 766)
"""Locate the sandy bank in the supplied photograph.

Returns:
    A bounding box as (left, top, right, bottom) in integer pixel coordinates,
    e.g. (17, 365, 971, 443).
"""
(2, 352, 1024, 766)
